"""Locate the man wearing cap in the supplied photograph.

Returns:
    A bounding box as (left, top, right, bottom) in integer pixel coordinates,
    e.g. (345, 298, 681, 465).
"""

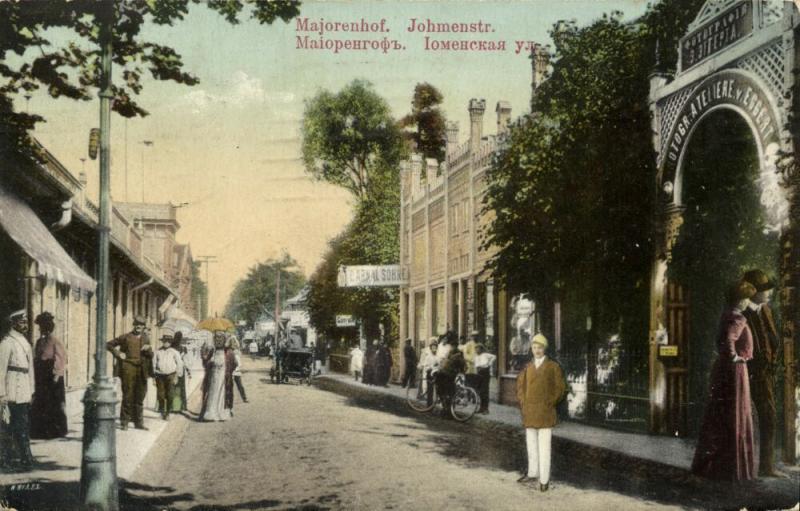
(516, 333, 566, 492)
(0, 310, 35, 470)
(107, 316, 153, 430)
(741, 269, 782, 477)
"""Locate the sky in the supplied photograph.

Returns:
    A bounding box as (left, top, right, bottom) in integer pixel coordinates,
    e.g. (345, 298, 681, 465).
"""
(22, 0, 650, 315)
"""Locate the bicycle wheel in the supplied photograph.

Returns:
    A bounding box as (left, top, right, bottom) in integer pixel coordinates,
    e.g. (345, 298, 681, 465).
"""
(451, 385, 480, 422)
(406, 378, 436, 412)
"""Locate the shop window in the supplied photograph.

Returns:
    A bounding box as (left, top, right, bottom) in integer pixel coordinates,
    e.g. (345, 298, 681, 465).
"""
(507, 294, 537, 372)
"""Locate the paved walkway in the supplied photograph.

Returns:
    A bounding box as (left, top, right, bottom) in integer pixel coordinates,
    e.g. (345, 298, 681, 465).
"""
(317, 372, 796, 473)
(0, 361, 203, 494)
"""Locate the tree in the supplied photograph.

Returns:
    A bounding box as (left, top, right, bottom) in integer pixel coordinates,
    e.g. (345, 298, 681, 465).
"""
(306, 184, 400, 344)
(0, 0, 300, 157)
(399, 82, 447, 163)
(484, 2, 704, 350)
(301, 79, 406, 201)
(302, 80, 405, 344)
(190, 260, 208, 319)
(224, 254, 306, 325)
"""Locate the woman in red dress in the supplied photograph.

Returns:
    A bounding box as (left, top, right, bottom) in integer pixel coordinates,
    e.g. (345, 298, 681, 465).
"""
(691, 281, 757, 481)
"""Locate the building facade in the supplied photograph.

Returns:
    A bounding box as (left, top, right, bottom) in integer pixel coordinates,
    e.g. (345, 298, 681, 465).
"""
(0, 140, 182, 416)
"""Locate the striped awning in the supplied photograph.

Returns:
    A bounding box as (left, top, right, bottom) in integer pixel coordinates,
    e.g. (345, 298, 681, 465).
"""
(0, 183, 96, 292)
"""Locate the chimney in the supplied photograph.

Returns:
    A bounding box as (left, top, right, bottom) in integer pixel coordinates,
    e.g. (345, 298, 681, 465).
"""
(468, 98, 486, 152)
(496, 101, 512, 135)
(446, 121, 459, 153)
(530, 44, 550, 109)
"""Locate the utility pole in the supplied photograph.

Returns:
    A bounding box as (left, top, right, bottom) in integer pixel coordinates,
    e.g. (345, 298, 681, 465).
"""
(139, 139, 153, 202)
(196, 255, 217, 316)
(274, 269, 281, 340)
(80, 2, 119, 510)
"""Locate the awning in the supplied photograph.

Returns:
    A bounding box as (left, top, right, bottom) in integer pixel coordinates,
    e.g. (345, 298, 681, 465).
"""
(0, 183, 96, 292)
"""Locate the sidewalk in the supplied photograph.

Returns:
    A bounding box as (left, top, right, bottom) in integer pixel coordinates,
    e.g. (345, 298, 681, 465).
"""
(316, 372, 800, 476)
(0, 360, 203, 508)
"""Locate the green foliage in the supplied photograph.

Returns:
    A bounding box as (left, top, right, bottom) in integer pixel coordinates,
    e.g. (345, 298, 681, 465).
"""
(302, 79, 405, 344)
(224, 254, 306, 325)
(484, 1, 703, 347)
(305, 185, 400, 344)
(0, 0, 300, 155)
(301, 79, 406, 200)
(190, 260, 208, 319)
(399, 82, 446, 163)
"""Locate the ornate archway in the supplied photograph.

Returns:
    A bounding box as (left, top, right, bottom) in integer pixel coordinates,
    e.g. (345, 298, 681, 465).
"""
(648, 0, 798, 463)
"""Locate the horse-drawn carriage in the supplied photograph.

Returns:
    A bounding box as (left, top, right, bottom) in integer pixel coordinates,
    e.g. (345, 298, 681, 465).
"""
(270, 347, 314, 385)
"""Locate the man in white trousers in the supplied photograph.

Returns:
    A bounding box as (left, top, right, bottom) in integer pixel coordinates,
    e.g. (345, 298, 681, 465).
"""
(515, 334, 566, 492)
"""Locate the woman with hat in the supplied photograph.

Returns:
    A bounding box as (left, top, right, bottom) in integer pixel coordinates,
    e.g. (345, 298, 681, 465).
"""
(691, 281, 757, 481)
(30, 311, 68, 439)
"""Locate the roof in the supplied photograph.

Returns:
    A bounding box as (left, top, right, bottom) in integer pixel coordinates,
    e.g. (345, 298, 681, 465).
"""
(0, 182, 96, 291)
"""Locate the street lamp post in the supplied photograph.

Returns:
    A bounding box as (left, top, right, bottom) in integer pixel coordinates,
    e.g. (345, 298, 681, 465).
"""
(80, 2, 119, 510)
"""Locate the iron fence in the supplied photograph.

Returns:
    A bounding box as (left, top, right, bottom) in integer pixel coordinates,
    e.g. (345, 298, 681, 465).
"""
(557, 342, 649, 433)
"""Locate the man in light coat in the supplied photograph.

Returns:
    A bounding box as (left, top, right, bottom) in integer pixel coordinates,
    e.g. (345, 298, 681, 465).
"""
(516, 334, 566, 492)
(0, 309, 36, 470)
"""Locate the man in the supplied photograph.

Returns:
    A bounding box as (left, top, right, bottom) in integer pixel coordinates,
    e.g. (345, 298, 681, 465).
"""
(107, 315, 153, 430)
(152, 333, 183, 420)
(741, 269, 782, 477)
(435, 336, 466, 418)
(377, 341, 393, 387)
(516, 334, 566, 492)
(401, 339, 417, 388)
(418, 339, 439, 406)
(0, 310, 35, 470)
(474, 343, 497, 414)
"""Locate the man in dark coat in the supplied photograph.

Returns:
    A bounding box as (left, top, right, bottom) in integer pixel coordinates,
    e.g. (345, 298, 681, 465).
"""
(741, 269, 783, 477)
(363, 340, 378, 385)
(107, 316, 153, 430)
(401, 339, 417, 388)
(377, 341, 393, 387)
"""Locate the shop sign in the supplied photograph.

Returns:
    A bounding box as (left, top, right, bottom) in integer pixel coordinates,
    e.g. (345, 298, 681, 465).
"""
(337, 265, 408, 287)
(681, 1, 752, 70)
(335, 315, 358, 327)
(659, 345, 679, 357)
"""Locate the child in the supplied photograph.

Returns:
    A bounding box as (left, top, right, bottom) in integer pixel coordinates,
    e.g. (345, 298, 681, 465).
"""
(153, 334, 183, 420)
(515, 334, 566, 492)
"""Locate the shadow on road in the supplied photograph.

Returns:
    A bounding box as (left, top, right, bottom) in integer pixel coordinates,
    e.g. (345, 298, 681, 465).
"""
(316, 378, 799, 511)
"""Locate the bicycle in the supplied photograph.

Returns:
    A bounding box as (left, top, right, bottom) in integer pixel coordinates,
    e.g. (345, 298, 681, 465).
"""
(406, 371, 480, 422)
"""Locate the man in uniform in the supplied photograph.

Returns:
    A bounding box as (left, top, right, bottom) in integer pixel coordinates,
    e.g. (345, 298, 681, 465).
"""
(741, 269, 783, 477)
(0, 310, 35, 470)
(107, 315, 152, 430)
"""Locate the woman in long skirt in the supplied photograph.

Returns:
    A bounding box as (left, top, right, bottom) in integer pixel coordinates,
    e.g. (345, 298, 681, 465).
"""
(30, 312, 68, 439)
(691, 281, 757, 481)
(200, 331, 237, 422)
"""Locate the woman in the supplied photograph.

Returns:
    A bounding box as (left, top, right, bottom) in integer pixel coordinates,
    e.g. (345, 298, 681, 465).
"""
(200, 331, 237, 422)
(691, 281, 757, 481)
(30, 312, 68, 439)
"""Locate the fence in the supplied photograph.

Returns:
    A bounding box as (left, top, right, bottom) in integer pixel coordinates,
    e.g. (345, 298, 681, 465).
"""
(557, 342, 649, 433)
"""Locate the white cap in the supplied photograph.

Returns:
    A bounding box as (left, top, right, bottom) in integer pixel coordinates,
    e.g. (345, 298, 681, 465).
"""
(8, 309, 26, 322)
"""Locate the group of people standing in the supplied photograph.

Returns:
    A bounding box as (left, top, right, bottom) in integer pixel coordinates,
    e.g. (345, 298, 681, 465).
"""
(107, 316, 192, 430)
(0, 310, 69, 471)
(691, 269, 784, 481)
(409, 331, 496, 415)
(351, 340, 393, 386)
